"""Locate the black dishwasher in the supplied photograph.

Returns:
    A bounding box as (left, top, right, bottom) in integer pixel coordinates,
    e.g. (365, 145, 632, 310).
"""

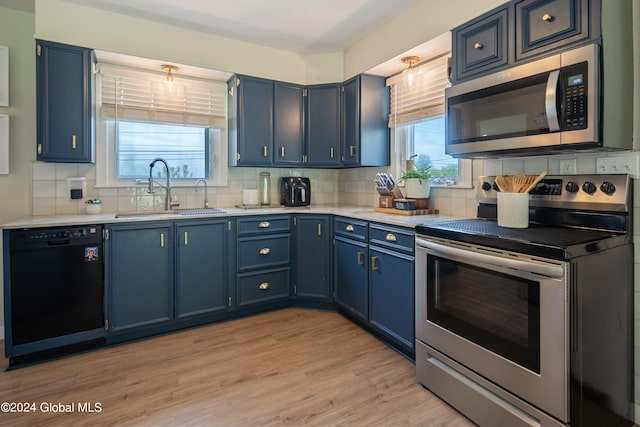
(7, 225, 105, 365)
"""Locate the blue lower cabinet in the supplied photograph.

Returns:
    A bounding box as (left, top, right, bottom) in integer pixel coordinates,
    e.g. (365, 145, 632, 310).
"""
(294, 216, 332, 302)
(237, 268, 290, 308)
(106, 223, 174, 334)
(176, 220, 230, 319)
(369, 246, 415, 353)
(334, 236, 368, 321)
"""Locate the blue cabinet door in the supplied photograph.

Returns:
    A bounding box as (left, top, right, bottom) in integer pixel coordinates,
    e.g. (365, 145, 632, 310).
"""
(274, 82, 303, 166)
(36, 40, 93, 163)
(341, 75, 389, 167)
(107, 223, 173, 333)
(229, 75, 273, 166)
(176, 220, 229, 319)
(306, 84, 341, 167)
(334, 236, 368, 321)
(369, 246, 415, 352)
(295, 216, 332, 301)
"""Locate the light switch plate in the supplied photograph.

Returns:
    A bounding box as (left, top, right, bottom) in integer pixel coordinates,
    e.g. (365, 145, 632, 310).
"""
(596, 154, 640, 177)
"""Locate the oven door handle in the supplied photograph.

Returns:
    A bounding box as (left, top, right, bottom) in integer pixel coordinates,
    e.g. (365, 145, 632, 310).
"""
(416, 238, 564, 278)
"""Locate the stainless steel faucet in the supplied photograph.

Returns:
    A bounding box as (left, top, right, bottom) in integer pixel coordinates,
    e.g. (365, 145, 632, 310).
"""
(195, 179, 209, 208)
(149, 158, 179, 211)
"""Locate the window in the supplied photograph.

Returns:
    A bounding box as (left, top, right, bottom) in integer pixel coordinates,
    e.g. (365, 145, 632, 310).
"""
(96, 64, 228, 187)
(388, 51, 471, 188)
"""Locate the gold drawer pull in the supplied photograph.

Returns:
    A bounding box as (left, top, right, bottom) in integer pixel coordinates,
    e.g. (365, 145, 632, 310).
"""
(330, 147, 334, 158)
(474, 42, 483, 49)
(259, 282, 270, 290)
(72, 134, 77, 149)
(386, 233, 397, 242)
(346, 225, 354, 232)
(184, 231, 188, 245)
(542, 13, 553, 22)
(371, 256, 379, 271)
(259, 221, 270, 228)
(259, 247, 270, 255)
(263, 145, 268, 157)
(356, 251, 364, 266)
(349, 145, 356, 157)
(281, 146, 285, 157)
(160, 233, 165, 248)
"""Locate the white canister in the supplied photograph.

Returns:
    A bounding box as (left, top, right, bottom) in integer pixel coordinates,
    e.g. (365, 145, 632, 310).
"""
(497, 192, 529, 228)
(242, 189, 259, 206)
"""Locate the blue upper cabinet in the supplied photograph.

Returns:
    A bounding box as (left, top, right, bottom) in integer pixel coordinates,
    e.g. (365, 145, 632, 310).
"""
(274, 82, 304, 166)
(515, 0, 590, 61)
(452, 7, 509, 82)
(341, 75, 390, 167)
(36, 40, 94, 163)
(305, 84, 341, 167)
(228, 75, 274, 166)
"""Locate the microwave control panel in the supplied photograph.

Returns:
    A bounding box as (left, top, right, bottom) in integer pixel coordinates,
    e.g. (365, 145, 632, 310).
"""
(561, 62, 588, 131)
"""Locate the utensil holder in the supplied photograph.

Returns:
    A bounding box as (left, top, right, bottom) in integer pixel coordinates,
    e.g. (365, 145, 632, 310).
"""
(497, 192, 529, 228)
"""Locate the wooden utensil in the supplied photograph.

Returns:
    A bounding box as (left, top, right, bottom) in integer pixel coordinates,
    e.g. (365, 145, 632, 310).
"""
(511, 173, 527, 193)
(523, 171, 547, 193)
(495, 175, 510, 192)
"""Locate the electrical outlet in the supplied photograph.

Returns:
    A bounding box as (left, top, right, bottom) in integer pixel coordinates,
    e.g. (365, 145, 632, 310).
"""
(596, 155, 640, 176)
(559, 159, 577, 174)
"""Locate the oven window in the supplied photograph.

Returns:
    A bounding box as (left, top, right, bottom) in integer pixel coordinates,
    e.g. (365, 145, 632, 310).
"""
(427, 255, 541, 373)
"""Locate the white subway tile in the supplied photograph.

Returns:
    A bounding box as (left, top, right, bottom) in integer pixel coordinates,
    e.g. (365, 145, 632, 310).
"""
(32, 197, 56, 216)
(32, 161, 56, 180)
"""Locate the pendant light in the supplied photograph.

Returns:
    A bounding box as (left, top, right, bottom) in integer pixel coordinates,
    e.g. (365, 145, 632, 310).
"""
(160, 64, 179, 91)
(401, 56, 420, 86)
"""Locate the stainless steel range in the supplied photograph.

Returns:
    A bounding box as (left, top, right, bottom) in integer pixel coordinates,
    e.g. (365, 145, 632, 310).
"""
(415, 174, 634, 427)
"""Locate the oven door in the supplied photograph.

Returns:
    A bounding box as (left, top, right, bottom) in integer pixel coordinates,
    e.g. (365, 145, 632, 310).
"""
(415, 236, 569, 422)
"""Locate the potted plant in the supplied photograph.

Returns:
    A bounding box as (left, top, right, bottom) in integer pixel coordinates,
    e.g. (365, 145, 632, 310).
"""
(399, 165, 434, 199)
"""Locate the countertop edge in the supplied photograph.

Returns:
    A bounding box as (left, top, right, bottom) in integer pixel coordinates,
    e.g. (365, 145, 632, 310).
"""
(1, 206, 457, 230)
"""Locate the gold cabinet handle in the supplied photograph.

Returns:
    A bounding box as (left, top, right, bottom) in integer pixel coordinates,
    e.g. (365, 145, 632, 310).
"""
(474, 42, 483, 49)
(346, 225, 354, 232)
(259, 247, 270, 255)
(356, 251, 364, 266)
(160, 233, 165, 248)
(37, 143, 42, 155)
(281, 146, 285, 157)
(371, 256, 379, 271)
(330, 147, 334, 158)
(349, 145, 356, 157)
(72, 135, 77, 149)
(386, 233, 397, 242)
(259, 221, 270, 228)
(317, 224, 322, 236)
(263, 145, 268, 157)
(184, 231, 188, 245)
(542, 13, 553, 21)
(259, 282, 270, 290)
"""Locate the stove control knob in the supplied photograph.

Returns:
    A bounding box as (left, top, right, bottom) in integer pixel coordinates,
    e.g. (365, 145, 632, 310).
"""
(492, 182, 500, 192)
(481, 181, 492, 191)
(600, 181, 616, 195)
(565, 181, 579, 193)
(582, 181, 597, 195)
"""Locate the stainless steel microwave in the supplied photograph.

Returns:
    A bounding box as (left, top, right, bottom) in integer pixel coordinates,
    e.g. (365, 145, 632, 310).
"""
(445, 43, 630, 158)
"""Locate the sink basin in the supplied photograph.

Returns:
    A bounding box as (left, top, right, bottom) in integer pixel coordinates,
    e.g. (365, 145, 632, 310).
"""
(115, 211, 177, 218)
(175, 208, 226, 216)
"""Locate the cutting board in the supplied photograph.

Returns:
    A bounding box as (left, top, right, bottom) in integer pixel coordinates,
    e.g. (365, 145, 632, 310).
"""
(374, 207, 439, 216)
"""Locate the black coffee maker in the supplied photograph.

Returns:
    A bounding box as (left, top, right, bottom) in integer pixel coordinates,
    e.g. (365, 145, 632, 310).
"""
(280, 177, 311, 207)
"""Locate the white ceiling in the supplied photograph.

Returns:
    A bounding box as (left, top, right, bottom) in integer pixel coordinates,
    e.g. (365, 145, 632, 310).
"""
(67, 0, 425, 55)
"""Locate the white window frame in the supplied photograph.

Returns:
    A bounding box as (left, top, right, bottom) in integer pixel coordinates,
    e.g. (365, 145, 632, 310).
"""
(95, 65, 228, 188)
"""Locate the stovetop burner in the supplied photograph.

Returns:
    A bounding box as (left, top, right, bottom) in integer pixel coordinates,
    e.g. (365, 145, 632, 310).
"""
(415, 174, 632, 260)
(416, 219, 625, 260)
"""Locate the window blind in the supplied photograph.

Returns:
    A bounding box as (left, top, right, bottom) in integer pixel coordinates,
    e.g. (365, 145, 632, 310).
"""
(99, 64, 226, 128)
(386, 53, 451, 127)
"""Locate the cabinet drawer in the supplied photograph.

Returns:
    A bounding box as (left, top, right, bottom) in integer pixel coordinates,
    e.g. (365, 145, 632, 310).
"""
(334, 217, 367, 241)
(516, 0, 589, 60)
(453, 7, 509, 81)
(237, 216, 291, 236)
(237, 234, 290, 271)
(237, 268, 290, 307)
(369, 224, 414, 254)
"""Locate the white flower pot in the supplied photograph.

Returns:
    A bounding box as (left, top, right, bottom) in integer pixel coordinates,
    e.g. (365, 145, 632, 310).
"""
(404, 178, 431, 199)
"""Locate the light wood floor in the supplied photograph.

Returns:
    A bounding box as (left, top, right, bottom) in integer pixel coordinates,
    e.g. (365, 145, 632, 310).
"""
(0, 308, 473, 426)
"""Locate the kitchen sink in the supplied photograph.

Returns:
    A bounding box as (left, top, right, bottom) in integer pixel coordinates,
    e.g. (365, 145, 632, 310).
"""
(175, 208, 226, 216)
(115, 211, 177, 218)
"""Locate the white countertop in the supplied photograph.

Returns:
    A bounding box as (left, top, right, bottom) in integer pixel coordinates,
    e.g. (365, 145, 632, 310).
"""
(1, 205, 456, 230)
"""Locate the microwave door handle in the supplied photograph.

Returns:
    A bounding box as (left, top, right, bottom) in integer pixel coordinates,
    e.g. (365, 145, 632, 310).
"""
(545, 70, 561, 132)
